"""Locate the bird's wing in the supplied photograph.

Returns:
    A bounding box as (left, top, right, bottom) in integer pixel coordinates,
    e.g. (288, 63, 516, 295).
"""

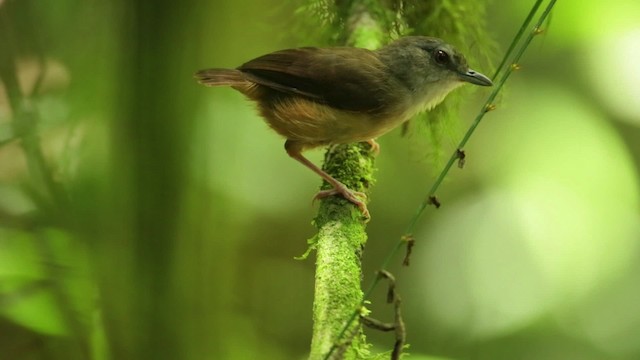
(237, 47, 390, 113)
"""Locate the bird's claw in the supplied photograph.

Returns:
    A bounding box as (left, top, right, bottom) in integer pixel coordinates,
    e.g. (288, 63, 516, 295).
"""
(313, 185, 370, 220)
(365, 139, 380, 156)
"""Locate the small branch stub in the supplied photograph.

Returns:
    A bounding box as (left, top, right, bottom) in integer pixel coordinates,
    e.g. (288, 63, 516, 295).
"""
(428, 195, 441, 209)
(378, 270, 396, 304)
(361, 270, 406, 360)
(401, 234, 415, 267)
(456, 149, 466, 169)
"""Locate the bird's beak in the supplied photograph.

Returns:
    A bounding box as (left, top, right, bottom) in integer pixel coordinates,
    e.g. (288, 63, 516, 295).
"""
(459, 69, 493, 86)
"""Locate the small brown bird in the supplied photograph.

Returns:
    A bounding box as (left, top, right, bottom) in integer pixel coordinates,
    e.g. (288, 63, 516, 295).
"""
(195, 36, 492, 217)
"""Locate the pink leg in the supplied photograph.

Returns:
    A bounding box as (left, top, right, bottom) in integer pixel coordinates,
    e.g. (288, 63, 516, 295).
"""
(285, 140, 369, 219)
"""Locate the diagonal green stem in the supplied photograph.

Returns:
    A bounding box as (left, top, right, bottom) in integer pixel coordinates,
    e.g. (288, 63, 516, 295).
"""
(492, 0, 544, 80)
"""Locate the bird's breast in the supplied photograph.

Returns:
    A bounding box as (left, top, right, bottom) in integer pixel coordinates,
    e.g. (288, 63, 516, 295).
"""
(252, 79, 463, 149)
(257, 96, 409, 147)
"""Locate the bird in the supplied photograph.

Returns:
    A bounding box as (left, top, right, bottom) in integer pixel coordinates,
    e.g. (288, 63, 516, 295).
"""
(195, 36, 492, 218)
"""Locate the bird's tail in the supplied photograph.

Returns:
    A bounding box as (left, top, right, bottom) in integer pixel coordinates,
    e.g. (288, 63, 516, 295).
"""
(194, 68, 246, 87)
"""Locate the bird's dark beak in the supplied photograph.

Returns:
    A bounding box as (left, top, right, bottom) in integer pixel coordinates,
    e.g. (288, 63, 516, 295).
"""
(459, 69, 493, 86)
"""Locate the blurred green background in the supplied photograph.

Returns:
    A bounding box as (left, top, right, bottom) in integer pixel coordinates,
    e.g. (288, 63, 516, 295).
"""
(1, 0, 639, 359)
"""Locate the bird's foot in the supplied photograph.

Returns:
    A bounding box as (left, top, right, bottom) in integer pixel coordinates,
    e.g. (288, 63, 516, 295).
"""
(365, 139, 380, 156)
(314, 183, 370, 220)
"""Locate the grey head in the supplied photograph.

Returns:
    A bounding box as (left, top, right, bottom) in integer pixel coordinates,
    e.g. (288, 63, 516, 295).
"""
(376, 36, 493, 91)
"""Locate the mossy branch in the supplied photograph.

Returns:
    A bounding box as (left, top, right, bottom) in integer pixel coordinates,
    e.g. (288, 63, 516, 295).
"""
(307, 2, 390, 359)
(309, 143, 375, 359)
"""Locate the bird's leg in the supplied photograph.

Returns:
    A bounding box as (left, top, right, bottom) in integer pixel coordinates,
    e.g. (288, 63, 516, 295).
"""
(285, 140, 369, 218)
(365, 139, 380, 156)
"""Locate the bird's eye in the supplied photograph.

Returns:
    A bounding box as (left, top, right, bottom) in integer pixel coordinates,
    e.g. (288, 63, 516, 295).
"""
(434, 50, 449, 65)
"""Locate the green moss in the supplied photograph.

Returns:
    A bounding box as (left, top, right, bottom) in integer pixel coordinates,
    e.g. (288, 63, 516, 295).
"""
(309, 143, 374, 359)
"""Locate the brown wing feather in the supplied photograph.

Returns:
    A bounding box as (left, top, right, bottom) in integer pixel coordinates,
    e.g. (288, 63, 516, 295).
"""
(237, 47, 392, 113)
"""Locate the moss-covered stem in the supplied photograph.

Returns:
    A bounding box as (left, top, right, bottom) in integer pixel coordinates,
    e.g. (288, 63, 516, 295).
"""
(308, 3, 387, 359)
(309, 143, 375, 359)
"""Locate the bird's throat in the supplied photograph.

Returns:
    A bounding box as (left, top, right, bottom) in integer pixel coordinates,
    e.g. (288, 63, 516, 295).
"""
(413, 80, 464, 114)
